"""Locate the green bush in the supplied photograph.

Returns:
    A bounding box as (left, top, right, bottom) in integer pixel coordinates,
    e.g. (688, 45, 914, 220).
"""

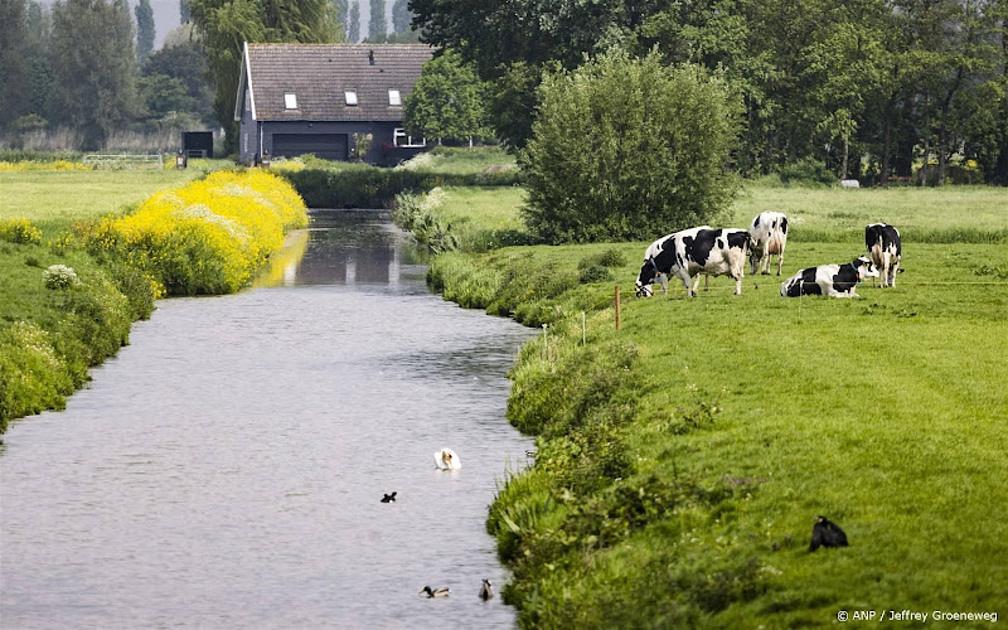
(281, 167, 523, 209)
(578, 264, 613, 283)
(0, 322, 75, 431)
(520, 49, 741, 243)
(577, 248, 626, 270)
(106, 262, 159, 320)
(392, 192, 459, 254)
(777, 157, 836, 186)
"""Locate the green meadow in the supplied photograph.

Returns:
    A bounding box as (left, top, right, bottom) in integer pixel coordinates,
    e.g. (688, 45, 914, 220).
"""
(419, 182, 1008, 627)
(0, 164, 220, 236)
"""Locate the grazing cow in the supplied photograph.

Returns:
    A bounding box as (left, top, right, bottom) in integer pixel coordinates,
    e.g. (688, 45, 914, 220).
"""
(780, 256, 879, 298)
(749, 211, 789, 276)
(635, 226, 749, 298)
(865, 223, 902, 287)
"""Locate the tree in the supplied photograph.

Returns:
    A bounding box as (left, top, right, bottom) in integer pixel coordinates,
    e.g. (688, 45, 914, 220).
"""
(135, 0, 155, 61)
(0, 0, 28, 130)
(404, 50, 491, 144)
(520, 50, 741, 243)
(348, 0, 359, 41)
(392, 0, 409, 33)
(188, 0, 339, 151)
(143, 42, 215, 123)
(332, 0, 347, 39)
(50, 0, 139, 148)
(180, 0, 190, 22)
(24, 1, 55, 123)
(367, 0, 384, 41)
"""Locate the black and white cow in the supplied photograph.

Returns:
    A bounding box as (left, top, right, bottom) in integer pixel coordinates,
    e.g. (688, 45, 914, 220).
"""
(780, 257, 879, 298)
(635, 226, 749, 298)
(749, 211, 789, 276)
(865, 223, 902, 287)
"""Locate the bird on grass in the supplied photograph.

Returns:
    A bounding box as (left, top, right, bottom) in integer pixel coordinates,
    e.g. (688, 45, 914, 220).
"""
(380, 492, 396, 503)
(419, 585, 450, 598)
(479, 579, 493, 601)
(809, 515, 849, 551)
(434, 448, 461, 471)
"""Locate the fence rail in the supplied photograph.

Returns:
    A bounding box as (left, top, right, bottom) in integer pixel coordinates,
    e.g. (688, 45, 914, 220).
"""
(83, 153, 164, 169)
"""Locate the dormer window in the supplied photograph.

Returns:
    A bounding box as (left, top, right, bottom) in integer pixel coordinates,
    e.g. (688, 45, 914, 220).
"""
(345, 91, 358, 106)
(284, 93, 298, 109)
(388, 90, 401, 106)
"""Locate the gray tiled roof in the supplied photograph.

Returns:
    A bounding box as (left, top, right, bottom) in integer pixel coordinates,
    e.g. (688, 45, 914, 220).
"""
(246, 43, 434, 121)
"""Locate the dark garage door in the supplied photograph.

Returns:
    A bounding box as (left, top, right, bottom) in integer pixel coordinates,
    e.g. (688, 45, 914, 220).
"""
(272, 133, 348, 160)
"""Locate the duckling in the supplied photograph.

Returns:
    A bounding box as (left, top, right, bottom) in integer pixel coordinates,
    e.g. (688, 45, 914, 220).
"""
(419, 585, 450, 598)
(433, 448, 461, 471)
(380, 492, 396, 503)
(478, 579, 493, 601)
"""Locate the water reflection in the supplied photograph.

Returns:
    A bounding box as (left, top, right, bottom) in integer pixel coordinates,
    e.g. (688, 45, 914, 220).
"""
(0, 211, 532, 629)
(259, 210, 425, 288)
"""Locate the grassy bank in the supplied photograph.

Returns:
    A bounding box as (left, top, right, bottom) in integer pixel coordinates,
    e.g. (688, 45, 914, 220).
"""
(415, 183, 1008, 626)
(1, 167, 307, 432)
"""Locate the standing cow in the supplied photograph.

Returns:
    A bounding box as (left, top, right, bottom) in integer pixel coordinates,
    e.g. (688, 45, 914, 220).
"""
(635, 226, 749, 298)
(780, 257, 879, 298)
(749, 211, 789, 276)
(865, 223, 902, 287)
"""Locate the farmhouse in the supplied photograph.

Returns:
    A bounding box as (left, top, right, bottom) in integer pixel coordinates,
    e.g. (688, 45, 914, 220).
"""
(234, 42, 434, 165)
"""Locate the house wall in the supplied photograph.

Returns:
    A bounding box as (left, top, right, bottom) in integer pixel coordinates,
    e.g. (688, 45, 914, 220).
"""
(239, 87, 258, 165)
(261, 121, 427, 166)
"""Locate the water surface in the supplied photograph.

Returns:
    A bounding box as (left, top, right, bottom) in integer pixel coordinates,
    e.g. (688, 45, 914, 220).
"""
(1, 211, 532, 629)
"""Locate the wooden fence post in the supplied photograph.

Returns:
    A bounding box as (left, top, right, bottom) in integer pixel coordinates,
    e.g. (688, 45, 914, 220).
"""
(614, 285, 621, 331)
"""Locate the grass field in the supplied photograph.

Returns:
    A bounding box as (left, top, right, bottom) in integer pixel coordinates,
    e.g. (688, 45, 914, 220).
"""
(0, 167, 213, 236)
(431, 181, 1008, 247)
(419, 183, 1008, 626)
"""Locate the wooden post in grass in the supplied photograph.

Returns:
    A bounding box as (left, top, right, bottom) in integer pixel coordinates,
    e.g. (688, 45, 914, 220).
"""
(614, 285, 621, 331)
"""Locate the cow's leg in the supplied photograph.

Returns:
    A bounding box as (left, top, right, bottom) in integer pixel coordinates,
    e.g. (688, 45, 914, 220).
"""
(703, 274, 710, 291)
(827, 287, 855, 298)
(761, 246, 771, 275)
(881, 253, 891, 288)
(889, 260, 899, 287)
(659, 273, 669, 295)
(777, 249, 784, 276)
(673, 269, 695, 297)
(691, 275, 703, 296)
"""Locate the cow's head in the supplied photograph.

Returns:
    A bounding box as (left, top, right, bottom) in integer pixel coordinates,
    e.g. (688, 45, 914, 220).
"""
(635, 259, 658, 297)
(854, 256, 880, 279)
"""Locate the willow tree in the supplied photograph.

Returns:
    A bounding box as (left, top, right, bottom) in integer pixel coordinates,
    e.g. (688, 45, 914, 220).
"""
(189, 0, 340, 151)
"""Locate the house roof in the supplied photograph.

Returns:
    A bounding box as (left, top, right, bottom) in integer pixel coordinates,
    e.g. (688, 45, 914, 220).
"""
(236, 43, 434, 122)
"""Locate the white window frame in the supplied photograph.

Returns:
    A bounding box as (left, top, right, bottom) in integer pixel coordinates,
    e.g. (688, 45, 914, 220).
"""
(388, 89, 401, 106)
(393, 128, 427, 148)
(345, 91, 358, 106)
(284, 93, 298, 109)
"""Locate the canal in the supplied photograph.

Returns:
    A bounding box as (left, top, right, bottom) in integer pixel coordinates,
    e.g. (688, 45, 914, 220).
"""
(0, 211, 533, 629)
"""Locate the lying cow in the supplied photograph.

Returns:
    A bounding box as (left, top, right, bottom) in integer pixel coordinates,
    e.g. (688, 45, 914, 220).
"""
(865, 223, 902, 287)
(636, 226, 749, 298)
(780, 257, 879, 298)
(749, 211, 789, 276)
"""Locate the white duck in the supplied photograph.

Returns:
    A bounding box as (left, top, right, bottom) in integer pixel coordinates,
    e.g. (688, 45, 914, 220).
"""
(433, 448, 461, 471)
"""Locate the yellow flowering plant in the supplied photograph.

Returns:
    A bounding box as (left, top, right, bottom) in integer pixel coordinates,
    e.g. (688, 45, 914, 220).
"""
(86, 169, 309, 295)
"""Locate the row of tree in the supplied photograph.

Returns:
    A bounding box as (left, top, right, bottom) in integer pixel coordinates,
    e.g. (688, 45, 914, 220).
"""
(411, 0, 1008, 184)
(337, 0, 416, 43)
(0, 0, 213, 149)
